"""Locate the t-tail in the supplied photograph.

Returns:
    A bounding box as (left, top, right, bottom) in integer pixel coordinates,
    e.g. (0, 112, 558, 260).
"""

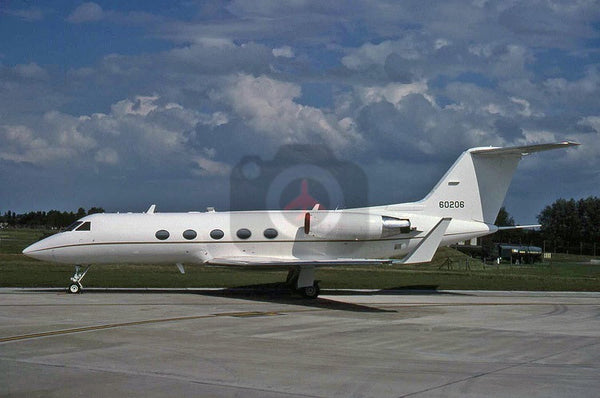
(417, 141, 579, 224)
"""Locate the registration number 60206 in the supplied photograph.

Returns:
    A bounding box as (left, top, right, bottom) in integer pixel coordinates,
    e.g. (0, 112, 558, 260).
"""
(439, 200, 465, 209)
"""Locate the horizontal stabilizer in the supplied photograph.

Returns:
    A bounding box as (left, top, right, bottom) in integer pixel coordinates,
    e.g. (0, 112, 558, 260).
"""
(497, 224, 541, 230)
(470, 141, 579, 156)
(396, 218, 452, 264)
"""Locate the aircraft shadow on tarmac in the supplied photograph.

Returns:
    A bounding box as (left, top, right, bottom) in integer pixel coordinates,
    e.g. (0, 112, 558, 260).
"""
(200, 283, 398, 313)
(28, 283, 471, 313)
(201, 283, 473, 313)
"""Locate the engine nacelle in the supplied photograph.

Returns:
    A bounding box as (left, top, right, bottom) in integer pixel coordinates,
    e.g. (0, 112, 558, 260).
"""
(381, 216, 411, 237)
(305, 212, 411, 240)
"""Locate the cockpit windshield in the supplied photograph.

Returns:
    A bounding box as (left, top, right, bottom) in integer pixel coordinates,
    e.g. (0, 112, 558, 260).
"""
(76, 221, 91, 231)
(63, 221, 83, 232)
(62, 221, 91, 232)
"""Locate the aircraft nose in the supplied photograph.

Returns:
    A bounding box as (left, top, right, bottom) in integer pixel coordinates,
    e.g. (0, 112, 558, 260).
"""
(22, 242, 37, 255)
(22, 240, 53, 260)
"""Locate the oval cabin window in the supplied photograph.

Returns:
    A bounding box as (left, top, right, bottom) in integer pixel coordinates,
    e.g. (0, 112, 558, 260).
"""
(183, 229, 197, 240)
(155, 230, 170, 240)
(263, 228, 278, 239)
(236, 228, 251, 239)
(210, 229, 224, 240)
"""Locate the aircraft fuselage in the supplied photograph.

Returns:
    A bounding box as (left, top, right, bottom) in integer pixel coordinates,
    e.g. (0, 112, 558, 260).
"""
(22, 209, 495, 265)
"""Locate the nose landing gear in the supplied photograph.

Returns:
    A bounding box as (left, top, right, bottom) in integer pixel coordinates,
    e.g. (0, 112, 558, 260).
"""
(67, 265, 92, 294)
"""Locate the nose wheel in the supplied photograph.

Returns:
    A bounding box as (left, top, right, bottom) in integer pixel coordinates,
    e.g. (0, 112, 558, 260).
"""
(68, 282, 82, 294)
(67, 265, 91, 294)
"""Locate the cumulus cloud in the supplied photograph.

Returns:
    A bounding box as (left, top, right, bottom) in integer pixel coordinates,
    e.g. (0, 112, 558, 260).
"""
(544, 67, 599, 96)
(0, 109, 100, 165)
(579, 116, 600, 133)
(67, 2, 105, 24)
(111, 95, 160, 117)
(272, 46, 294, 58)
(341, 37, 426, 77)
(356, 81, 434, 108)
(66, 2, 159, 25)
(0, 94, 236, 180)
(218, 74, 362, 150)
(191, 156, 231, 177)
(0, 125, 47, 163)
(13, 63, 48, 80)
(94, 147, 119, 165)
(509, 97, 537, 117)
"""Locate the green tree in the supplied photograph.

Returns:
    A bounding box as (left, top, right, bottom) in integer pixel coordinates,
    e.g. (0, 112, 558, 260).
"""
(538, 196, 600, 253)
(578, 197, 600, 244)
(87, 207, 105, 215)
(539, 199, 579, 244)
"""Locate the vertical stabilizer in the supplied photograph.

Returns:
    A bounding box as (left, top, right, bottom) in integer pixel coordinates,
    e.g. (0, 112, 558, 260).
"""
(417, 142, 578, 224)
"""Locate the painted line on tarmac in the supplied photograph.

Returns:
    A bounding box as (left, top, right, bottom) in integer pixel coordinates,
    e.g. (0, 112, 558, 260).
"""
(0, 314, 216, 344)
(0, 310, 299, 344)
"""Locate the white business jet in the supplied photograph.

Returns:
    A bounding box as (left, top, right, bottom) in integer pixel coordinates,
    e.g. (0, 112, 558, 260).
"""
(23, 141, 578, 297)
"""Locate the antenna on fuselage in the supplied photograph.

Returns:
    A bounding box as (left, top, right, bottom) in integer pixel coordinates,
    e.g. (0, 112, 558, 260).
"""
(146, 204, 157, 214)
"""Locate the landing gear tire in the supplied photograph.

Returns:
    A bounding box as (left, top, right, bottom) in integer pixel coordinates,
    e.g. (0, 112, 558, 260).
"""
(68, 282, 82, 294)
(299, 283, 320, 299)
(68, 265, 91, 294)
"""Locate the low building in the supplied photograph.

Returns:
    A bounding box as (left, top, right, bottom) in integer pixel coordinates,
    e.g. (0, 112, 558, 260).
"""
(497, 244, 543, 264)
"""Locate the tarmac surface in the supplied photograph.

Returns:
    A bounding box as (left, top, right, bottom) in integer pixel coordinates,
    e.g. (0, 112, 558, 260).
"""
(1, 288, 599, 397)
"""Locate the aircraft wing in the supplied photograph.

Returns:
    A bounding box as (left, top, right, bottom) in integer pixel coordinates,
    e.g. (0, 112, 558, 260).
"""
(206, 257, 393, 267)
(207, 217, 453, 267)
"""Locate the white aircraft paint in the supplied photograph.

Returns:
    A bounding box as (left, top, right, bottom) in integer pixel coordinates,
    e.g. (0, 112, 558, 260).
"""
(22, 141, 578, 297)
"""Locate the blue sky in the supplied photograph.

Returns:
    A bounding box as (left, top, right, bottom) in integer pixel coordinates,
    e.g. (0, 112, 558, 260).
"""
(1, 0, 599, 223)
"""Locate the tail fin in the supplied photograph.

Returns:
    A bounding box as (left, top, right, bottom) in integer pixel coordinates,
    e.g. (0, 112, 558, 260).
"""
(419, 142, 578, 224)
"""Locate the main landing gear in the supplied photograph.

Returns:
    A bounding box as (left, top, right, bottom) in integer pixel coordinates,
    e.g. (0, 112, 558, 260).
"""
(67, 265, 92, 294)
(286, 266, 320, 299)
(299, 282, 320, 299)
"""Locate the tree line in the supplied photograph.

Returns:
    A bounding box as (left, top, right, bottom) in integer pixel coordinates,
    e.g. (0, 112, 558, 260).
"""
(537, 196, 600, 255)
(0, 207, 104, 229)
(492, 197, 600, 256)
